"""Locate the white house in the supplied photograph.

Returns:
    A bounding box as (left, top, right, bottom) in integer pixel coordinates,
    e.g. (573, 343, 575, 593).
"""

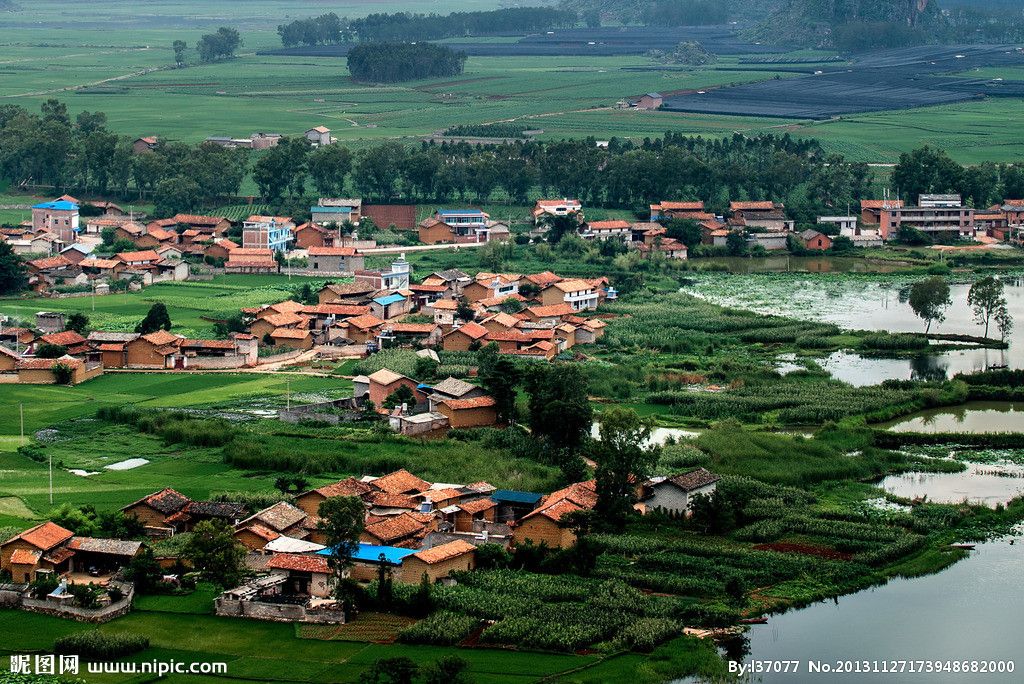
(643, 468, 720, 517)
(305, 126, 332, 146)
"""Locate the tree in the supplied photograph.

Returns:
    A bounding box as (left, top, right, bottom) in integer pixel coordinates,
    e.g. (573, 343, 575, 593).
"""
(382, 384, 415, 410)
(591, 407, 658, 529)
(830, 235, 854, 253)
(665, 219, 703, 251)
(317, 496, 365, 605)
(197, 27, 242, 62)
(995, 306, 1014, 343)
(308, 143, 352, 196)
(136, 303, 172, 334)
(892, 146, 964, 202)
(359, 657, 418, 684)
(539, 212, 579, 244)
(36, 343, 67, 359)
(967, 276, 1007, 340)
(725, 231, 747, 256)
(172, 40, 187, 66)
(0, 241, 28, 295)
(455, 298, 475, 323)
(524, 364, 592, 453)
(153, 176, 202, 217)
(478, 343, 520, 424)
(52, 362, 74, 385)
(421, 656, 473, 684)
(183, 520, 246, 588)
(907, 276, 951, 334)
(124, 547, 163, 593)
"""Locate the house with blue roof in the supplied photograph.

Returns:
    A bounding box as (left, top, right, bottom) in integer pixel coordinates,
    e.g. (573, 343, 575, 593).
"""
(491, 489, 543, 523)
(31, 199, 79, 243)
(370, 292, 411, 320)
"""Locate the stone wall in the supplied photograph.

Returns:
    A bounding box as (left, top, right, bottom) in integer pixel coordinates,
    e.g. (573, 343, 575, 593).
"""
(215, 598, 345, 624)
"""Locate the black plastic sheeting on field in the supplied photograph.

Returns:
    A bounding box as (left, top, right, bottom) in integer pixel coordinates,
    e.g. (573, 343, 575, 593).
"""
(661, 44, 1024, 120)
(257, 25, 780, 58)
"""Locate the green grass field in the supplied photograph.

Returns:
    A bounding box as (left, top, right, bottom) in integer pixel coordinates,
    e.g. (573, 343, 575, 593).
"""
(3, 1, 1022, 163)
(0, 274, 329, 336)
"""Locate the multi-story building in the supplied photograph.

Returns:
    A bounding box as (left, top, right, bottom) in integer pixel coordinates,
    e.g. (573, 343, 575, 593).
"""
(31, 200, 79, 243)
(878, 194, 975, 241)
(242, 215, 295, 252)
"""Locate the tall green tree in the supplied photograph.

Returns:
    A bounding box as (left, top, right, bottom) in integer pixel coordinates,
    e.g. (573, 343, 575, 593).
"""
(135, 303, 173, 334)
(907, 276, 951, 334)
(183, 520, 246, 588)
(524, 364, 592, 452)
(0, 241, 28, 294)
(317, 496, 365, 605)
(591, 407, 659, 529)
(308, 144, 352, 197)
(172, 40, 188, 66)
(478, 343, 520, 424)
(967, 276, 1008, 340)
(66, 312, 90, 335)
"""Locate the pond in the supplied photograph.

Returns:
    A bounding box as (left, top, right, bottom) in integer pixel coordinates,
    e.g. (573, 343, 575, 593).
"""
(878, 463, 1024, 507)
(812, 348, 1014, 386)
(703, 531, 1024, 683)
(691, 275, 1024, 367)
(590, 423, 698, 445)
(877, 402, 1024, 433)
(697, 256, 913, 274)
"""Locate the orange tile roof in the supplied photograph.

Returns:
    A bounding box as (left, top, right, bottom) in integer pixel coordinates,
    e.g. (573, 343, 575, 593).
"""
(140, 330, 180, 346)
(116, 250, 161, 262)
(860, 199, 904, 209)
(40, 330, 87, 347)
(388, 323, 438, 334)
(431, 299, 459, 311)
(363, 512, 428, 544)
(267, 553, 331, 574)
(552, 279, 594, 293)
(308, 246, 358, 256)
(10, 521, 74, 551)
(237, 524, 280, 543)
(458, 497, 496, 514)
(368, 491, 420, 510)
(260, 312, 306, 328)
(438, 396, 497, 410)
(371, 469, 431, 495)
(420, 488, 462, 504)
(271, 328, 311, 340)
(9, 548, 42, 565)
(29, 255, 73, 270)
(448, 321, 488, 339)
(347, 314, 385, 330)
(730, 201, 776, 211)
(312, 478, 372, 499)
(526, 303, 574, 318)
(410, 539, 475, 564)
(524, 271, 563, 286)
(172, 214, 229, 226)
(587, 220, 631, 229)
(655, 201, 705, 211)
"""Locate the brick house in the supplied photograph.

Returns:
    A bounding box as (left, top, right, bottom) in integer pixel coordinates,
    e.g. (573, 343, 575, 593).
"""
(294, 478, 372, 518)
(539, 279, 598, 311)
(367, 368, 421, 407)
(435, 396, 498, 428)
(308, 246, 364, 274)
(124, 330, 182, 368)
(511, 480, 597, 549)
(343, 313, 385, 344)
(649, 201, 707, 221)
(242, 215, 294, 252)
(798, 229, 833, 251)
(32, 200, 79, 242)
(442, 321, 489, 351)
(0, 522, 74, 582)
(121, 488, 191, 531)
(399, 539, 476, 583)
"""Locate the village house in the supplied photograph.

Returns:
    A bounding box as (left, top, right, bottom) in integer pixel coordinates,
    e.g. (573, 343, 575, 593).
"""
(427, 299, 459, 327)
(380, 322, 441, 348)
(113, 221, 147, 242)
(860, 198, 904, 226)
(293, 223, 339, 249)
(441, 321, 489, 351)
(579, 219, 632, 241)
(370, 292, 412, 320)
(342, 314, 385, 345)
(729, 201, 794, 233)
(31, 200, 79, 243)
(816, 216, 857, 234)
(461, 273, 521, 304)
(225, 248, 277, 274)
(636, 237, 688, 260)
(121, 488, 191, 533)
(420, 269, 471, 297)
(435, 396, 498, 428)
(452, 497, 497, 533)
(367, 368, 422, 408)
(367, 469, 432, 496)
(265, 554, 333, 599)
(642, 468, 720, 517)
(318, 281, 378, 306)
(203, 238, 238, 262)
(6, 233, 59, 256)
(632, 92, 663, 109)
(149, 213, 232, 237)
(361, 512, 434, 548)
(307, 246, 364, 274)
(165, 501, 247, 533)
(304, 126, 332, 146)
(132, 136, 158, 154)
(134, 227, 178, 250)
(249, 312, 309, 341)
(539, 279, 598, 311)
(295, 478, 372, 518)
(876, 194, 975, 241)
(798, 229, 833, 251)
(354, 255, 411, 291)
(86, 332, 139, 368)
(299, 304, 371, 333)
(649, 201, 708, 221)
(237, 502, 311, 541)
(36, 330, 90, 356)
(269, 328, 315, 350)
(6, 355, 101, 385)
(242, 215, 295, 252)
(430, 208, 489, 235)
(532, 198, 583, 224)
(0, 523, 142, 584)
(511, 480, 598, 549)
(398, 539, 476, 583)
(317, 198, 362, 223)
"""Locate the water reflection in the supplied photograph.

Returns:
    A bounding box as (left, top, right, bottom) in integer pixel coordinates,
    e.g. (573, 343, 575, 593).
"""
(814, 348, 1012, 386)
(879, 463, 1024, 507)
(878, 401, 1023, 433)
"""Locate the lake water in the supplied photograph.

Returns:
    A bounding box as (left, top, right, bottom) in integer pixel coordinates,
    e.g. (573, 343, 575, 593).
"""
(698, 256, 912, 274)
(814, 348, 1015, 386)
(711, 531, 1024, 683)
(878, 463, 1024, 507)
(590, 423, 698, 445)
(877, 402, 1024, 433)
(692, 275, 1024, 368)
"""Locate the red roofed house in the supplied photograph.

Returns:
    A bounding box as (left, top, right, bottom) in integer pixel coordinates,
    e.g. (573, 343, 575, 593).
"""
(15, 355, 100, 385)
(343, 313, 385, 344)
(0, 522, 75, 582)
(121, 488, 191, 530)
(581, 220, 631, 240)
(511, 480, 598, 549)
(442, 321, 489, 351)
(293, 222, 339, 250)
(225, 248, 277, 274)
(308, 246, 364, 275)
(435, 396, 498, 428)
(133, 136, 158, 154)
(399, 539, 476, 583)
(729, 201, 794, 232)
(367, 369, 422, 408)
(124, 330, 183, 368)
(539, 279, 598, 311)
(266, 554, 332, 598)
(294, 478, 372, 517)
(37, 330, 89, 356)
(650, 201, 707, 221)
(532, 199, 582, 224)
(860, 199, 904, 226)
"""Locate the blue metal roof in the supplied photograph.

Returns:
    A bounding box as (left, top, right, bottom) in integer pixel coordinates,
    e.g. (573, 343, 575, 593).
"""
(33, 201, 78, 211)
(311, 206, 350, 213)
(317, 543, 416, 565)
(373, 293, 406, 306)
(491, 489, 543, 505)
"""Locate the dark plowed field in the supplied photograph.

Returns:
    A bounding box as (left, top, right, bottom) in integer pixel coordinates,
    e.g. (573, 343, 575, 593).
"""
(661, 44, 1024, 119)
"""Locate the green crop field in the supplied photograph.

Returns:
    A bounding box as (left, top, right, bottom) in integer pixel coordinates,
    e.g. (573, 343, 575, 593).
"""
(0, 274, 331, 336)
(3, 1, 1021, 163)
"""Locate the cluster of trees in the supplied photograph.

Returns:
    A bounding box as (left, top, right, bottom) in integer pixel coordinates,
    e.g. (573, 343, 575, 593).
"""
(277, 13, 346, 47)
(647, 40, 717, 65)
(892, 146, 1024, 208)
(904, 275, 1014, 340)
(346, 7, 577, 43)
(0, 101, 247, 212)
(346, 43, 467, 83)
(197, 27, 242, 62)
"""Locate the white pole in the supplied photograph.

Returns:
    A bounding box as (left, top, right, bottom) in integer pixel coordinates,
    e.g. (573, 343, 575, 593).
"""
(286, 379, 291, 410)
(20, 403, 24, 442)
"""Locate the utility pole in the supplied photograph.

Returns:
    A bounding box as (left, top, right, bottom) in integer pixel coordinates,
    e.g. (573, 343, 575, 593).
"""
(286, 378, 291, 410)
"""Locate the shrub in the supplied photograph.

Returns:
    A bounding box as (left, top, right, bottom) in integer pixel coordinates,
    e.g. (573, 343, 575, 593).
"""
(54, 631, 149, 660)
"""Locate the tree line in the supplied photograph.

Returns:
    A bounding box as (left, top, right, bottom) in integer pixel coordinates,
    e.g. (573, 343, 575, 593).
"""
(346, 43, 467, 84)
(892, 146, 1024, 208)
(278, 7, 578, 47)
